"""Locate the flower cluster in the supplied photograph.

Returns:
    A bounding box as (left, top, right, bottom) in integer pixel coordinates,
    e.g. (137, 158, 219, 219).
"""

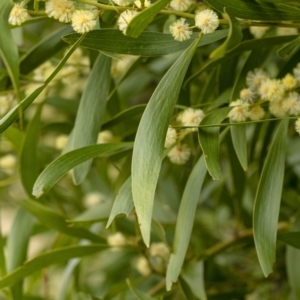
(229, 67, 300, 132)
(169, 9, 219, 42)
(9, 0, 97, 33)
(164, 108, 205, 165)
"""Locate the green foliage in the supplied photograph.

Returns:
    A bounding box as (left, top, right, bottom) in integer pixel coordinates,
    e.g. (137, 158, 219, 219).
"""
(1, 0, 300, 299)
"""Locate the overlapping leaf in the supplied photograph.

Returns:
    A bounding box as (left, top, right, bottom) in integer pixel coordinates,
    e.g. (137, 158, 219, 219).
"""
(131, 36, 201, 246)
(62, 29, 229, 57)
(71, 54, 111, 184)
(32, 142, 133, 197)
(253, 120, 288, 276)
(166, 156, 207, 290)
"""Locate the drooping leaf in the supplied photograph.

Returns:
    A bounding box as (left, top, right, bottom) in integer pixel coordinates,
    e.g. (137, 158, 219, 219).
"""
(0, 0, 20, 98)
(6, 209, 35, 300)
(125, 0, 172, 38)
(17, 199, 104, 243)
(166, 156, 207, 290)
(0, 245, 106, 289)
(62, 29, 229, 57)
(277, 36, 300, 57)
(230, 125, 247, 171)
(127, 279, 156, 300)
(253, 119, 288, 277)
(181, 261, 207, 300)
(71, 54, 111, 184)
(0, 34, 86, 134)
(278, 232, 300, 249)
(198, 107, 231, 180)
(206, 0, 300, 20)
(19, 105, 42, 197)
(32, 142, 133, 197)
(19, 26, 73, 74)
(106, 177, 134, 228)
(210, 8, 243, 59)
(286, 218, 300, 299)
(131, 36, 201, 246)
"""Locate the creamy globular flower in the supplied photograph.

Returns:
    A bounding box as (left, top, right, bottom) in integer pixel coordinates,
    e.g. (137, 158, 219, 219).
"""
(283, 92, 300, 115)
(248, 105, 265, 121)
(249, 26, 269, 39)
(269, 100, 286, 117)
(107, 232, 126, 248)
(246, 68, 268, 91)
(165, 127, 177, 148)
(134, 0, 151, 8)
(169, 0, 193, 12)
(259, 79, 285, 102)
(293, 63, 300, 81)
(72, 10, 96, 34)
(195, 9, 219, 34)
(282, 73, 297, 90)
(295, 118, 300, 135)
(167, 144, 191, 164)
(45, 0, 74, 23)
(228, 100, 249, 122)
(8, 4, 29, 26)
(177, 107, 205, 127)
(169, 18, 192, 42)
(239, 88, 256, 102)
(117, 10, 139, 34)
(149, 243, 170, 260)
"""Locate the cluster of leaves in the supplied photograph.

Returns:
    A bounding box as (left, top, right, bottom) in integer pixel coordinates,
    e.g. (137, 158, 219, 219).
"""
(1, 0, 300, 299)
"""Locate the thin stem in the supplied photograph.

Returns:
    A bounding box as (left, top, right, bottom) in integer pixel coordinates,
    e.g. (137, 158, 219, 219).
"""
(201, 222, 290, 259)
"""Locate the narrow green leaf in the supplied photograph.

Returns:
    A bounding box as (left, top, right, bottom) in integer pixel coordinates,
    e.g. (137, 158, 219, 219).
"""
(182, 261, 207, 300)
(278, 232, 300, 249)
(277, 36, 300, 57)
(62, 29, 229, 57)
(0, 34, 86, 134)
(210, 9, 243, 59)
(132, 36, 201, 246)
(198, 107, 231, 180)
(19, 26, 73, 74)
(6, 209, 35, 300)
(17, 199, 104, 243)
(0, 245, 106, 289)
(127, 279, 156, 300)
(206, 0, 300, 20)
(32, 142, 133, 197)
(253, 119, 288, 277)
(3, 126, 24, 152)
(126, 0, 171, 38)
(0, 0, 20, 97)
(230, 125, 247, 171)
(71, 54, 111, 184)
(286, 218, 300, 299)
(106, 177, 134, 228)
(166, 156, 207, 290)
(19, 105, 42, 197)
(179, 277, 197, 300)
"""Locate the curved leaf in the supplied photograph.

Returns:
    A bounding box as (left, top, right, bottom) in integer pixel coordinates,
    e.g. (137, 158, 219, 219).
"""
(62, 29, 229, 57)
(206, 0, 300, 20)
(198, 107, 231, 180)
(18, 199, 104, 243)
(32, 142, 133, 197)
(106, 177, 134, 227)
(210, 8, 243, 59)
(132, 36, 201, 246)
(126, 0, 171, 38)
(0, 0, 20, 97)
(71, 54, 111, 184)
(19, 105, 42, 197)
(253, 119, 288, 277)
(166, 156, 207, 290)
(0, 245, 106, 289)
(277, 36, 300, 57)
(230, 125, 247, 171)
(278, 232, 300, 249)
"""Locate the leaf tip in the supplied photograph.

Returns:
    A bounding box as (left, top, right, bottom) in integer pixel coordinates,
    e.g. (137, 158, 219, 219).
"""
(32, 186, 44, 198)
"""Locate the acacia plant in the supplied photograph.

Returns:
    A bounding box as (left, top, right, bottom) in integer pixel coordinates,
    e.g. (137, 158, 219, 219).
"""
(1, 0, 300, 299)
